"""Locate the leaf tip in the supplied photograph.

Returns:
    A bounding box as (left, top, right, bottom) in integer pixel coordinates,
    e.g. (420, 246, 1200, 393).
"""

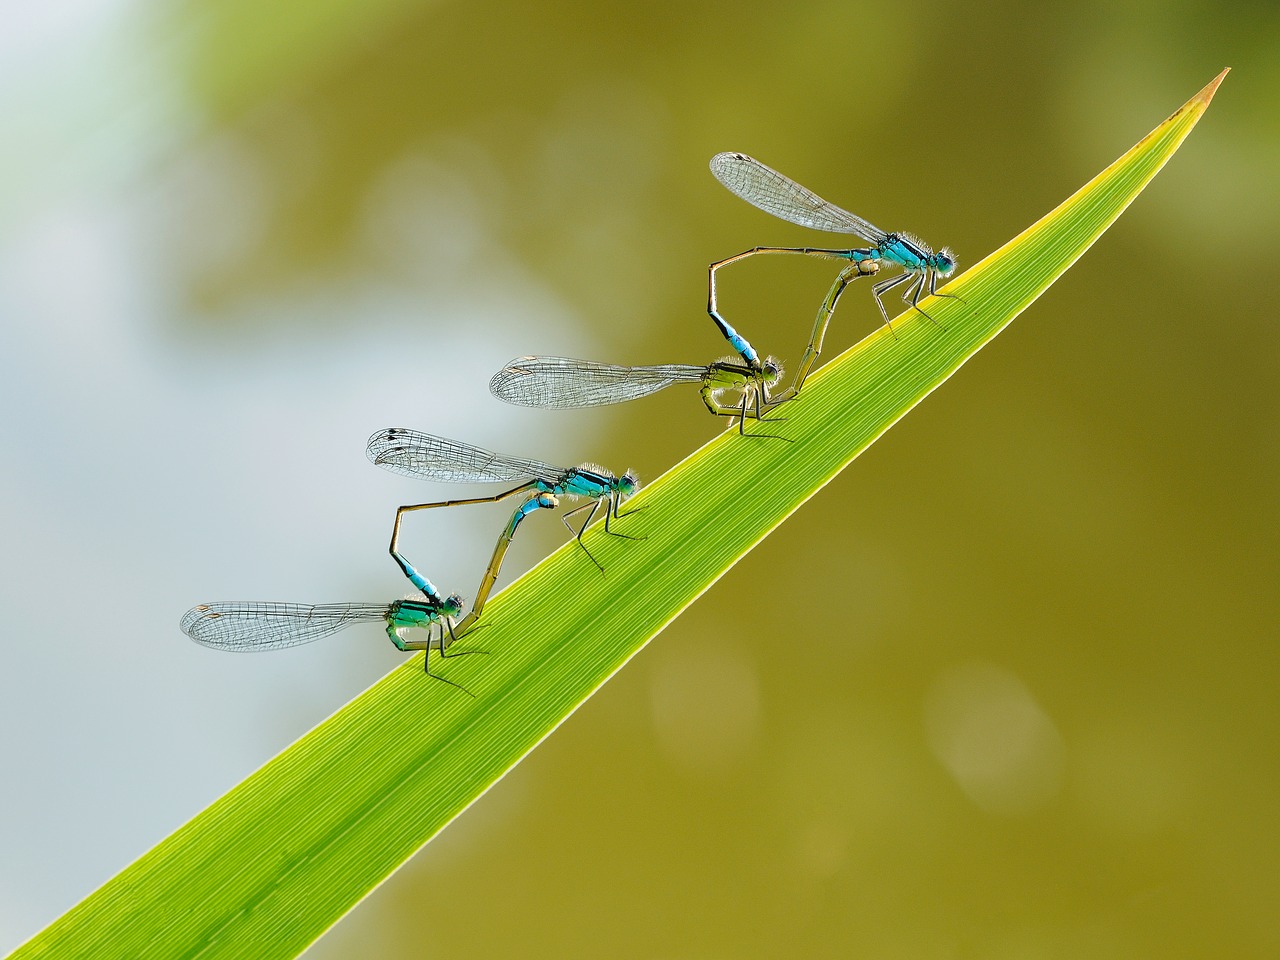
(1195, 68, 1230, 106)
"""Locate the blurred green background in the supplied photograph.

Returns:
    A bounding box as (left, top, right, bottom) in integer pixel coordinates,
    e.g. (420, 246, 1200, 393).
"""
(1, 0, 1275, 957)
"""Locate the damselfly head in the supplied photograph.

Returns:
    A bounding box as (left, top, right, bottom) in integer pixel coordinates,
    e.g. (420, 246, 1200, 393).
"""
(618, 470, 640, 498)
(934, 247, 957, 277)
(442, 593, 465, 618)
(760, 357, 783, 385)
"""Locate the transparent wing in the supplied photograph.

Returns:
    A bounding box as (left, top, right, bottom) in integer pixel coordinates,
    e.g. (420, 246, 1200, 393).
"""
(366, 428, 564, 483)
(709, 152, 887, 243)
(181, 602, 390, 651)
(490, 356, 707, 408)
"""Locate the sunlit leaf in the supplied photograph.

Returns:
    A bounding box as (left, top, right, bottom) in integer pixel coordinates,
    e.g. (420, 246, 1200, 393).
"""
(9, 70, 1226, 960)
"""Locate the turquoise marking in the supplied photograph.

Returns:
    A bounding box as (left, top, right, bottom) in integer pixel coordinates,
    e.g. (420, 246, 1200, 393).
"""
(386, 602, 433, 648)
(712, 314, 760, 363)
(878, 236, 926, 270)
(393, 552, 443, 601)
(507, 492, 554, 536)
(726, 330, 759, 364)
(405, 566, 438, 598)
(553, 472, 611, 500)
(391, 599, 446, 628)
(534, 468, 635, 506)
(707, 309, 761, 365)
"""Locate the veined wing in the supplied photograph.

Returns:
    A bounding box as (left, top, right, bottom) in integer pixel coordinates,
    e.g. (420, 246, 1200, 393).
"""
(490, 356, 706, 408)
(366, 428, 564, 483)
(181, 602, 389, 651)
(710, 152, 888, 243)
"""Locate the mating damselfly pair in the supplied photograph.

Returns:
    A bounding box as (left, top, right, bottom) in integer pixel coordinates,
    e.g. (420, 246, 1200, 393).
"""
(182, 430, 640, 692)
(180, 152, 961, 688)
(490, 152, 959, 431)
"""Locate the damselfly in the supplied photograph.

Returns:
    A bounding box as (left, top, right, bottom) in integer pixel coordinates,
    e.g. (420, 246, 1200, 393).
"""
(180, 597, 476, 690)
(181, 495, 559, 689)
(367, 428, 639, 574)
(489, 355, 785, 436)
(708, 151, 959, 339)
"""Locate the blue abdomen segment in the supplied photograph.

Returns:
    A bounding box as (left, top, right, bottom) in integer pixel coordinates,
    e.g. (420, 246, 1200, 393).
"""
(724, 328, 759, 365)
(708, 314, 760, 364)
(403, 562, 442, 601)
(508, 494, 550, 537)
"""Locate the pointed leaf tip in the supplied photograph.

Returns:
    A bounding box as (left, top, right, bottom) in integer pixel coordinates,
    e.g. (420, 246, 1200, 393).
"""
(1196, 68, 1230, 105)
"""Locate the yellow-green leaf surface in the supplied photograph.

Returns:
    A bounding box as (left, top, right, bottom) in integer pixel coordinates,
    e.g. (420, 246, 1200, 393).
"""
(10, 70, 1226, 960)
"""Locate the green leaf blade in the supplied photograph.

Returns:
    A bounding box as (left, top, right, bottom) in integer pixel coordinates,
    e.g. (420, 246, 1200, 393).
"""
(10, 69, 1225, 960)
